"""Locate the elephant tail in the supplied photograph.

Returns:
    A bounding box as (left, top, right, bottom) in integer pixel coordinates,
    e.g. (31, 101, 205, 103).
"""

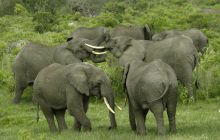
(194, 53, 200, 89)
(123, 63, 130, 106)
(36, 103, 40, 123)
(148, 82, 169, 103)
(123, 63, 130, 93)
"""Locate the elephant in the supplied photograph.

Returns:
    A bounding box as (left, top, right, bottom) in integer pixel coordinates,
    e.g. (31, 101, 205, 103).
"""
(33, 62, 117, 132)
(12, 37, 106, 104)
(68, 26, 110, 62)
(152, 29, 208, 53)
(123, 60, 178, 135)
(103, 35, 198, 99)
(109, 24, 152, 40)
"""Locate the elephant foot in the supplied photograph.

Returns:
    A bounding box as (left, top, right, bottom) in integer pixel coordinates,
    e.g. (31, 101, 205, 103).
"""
(59, 126, 68, 132)
(131, 126, 137, 131)
(73, 126, 81, 132)
(108, 125, 117, 130)
(170, 129, 177, 134)
(157, 130, 165, 136)
(136, 130, 147, 135)
(12, 98, 21, 104)
(83, 127, 91, 132)
(50, 127, 58, 133)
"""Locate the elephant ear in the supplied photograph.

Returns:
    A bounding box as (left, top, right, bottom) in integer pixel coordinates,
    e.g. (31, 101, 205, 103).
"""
(67, 70, 90, 96)
(122, 63, 130, 92)
(119, 37, 132, 52)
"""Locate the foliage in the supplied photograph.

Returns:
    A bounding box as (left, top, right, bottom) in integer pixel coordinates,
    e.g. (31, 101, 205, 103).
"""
(0, 70, 14, 92)
(0, 0, 220, 101)
(14, 3, 29, 16)
(0, 0, 16, 16)
(0, 0, 220, 139)
(32, 11, 57, 33)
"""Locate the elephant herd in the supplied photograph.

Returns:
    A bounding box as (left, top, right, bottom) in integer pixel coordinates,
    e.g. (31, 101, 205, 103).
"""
(12, 25, 208, 135)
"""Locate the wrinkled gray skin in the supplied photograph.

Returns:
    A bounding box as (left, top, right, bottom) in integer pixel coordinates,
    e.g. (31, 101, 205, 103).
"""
(12, 38, 104, 104)
(109, 24, 152, 40)
(104, 36, 198, 99)
(33, 63, 117, 132)
(123, 60, 178, 135)
(69, 26, 110, 62)
(70, 26, 109, 45)
(152, 29, 208, 53)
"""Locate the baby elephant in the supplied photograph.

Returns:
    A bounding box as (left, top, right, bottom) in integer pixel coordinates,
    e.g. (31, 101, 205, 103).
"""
(33, 62, 117, 132)
(123, 60, 178, 135)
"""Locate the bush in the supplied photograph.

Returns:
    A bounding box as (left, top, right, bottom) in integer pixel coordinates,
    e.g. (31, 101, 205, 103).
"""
(33, 11, 57, 33)
(95, 12, 120, 27)
(0, 0, 16, 16)
(14, 3, 28, 16)
(0, 70, 14, 92)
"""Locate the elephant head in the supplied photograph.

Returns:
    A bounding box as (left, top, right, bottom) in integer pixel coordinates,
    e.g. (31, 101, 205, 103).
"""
(65, 37, 108, 62)
(66, 63, 117, 129)
(65, 26, 111, 63)
(103, 36, 146, 66)
(70, 26, 110, 46)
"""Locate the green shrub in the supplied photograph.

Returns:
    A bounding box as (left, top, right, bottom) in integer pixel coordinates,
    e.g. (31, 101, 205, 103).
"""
(95, 12, 120, 27)
(33, 11, 57, 33)
(14, 3, 28, 16)
(0, 70, 14, 92)
(178, 84, 189, 104)
(0, 41, 7, 61)
(0, 0, 16, 16)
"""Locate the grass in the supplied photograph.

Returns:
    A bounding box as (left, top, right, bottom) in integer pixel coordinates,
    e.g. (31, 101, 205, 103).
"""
(0, 88, 220, 140)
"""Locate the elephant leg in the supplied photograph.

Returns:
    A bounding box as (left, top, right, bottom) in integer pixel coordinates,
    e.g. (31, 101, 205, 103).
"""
(12, 75, 28, 104)
(167, 89, 177, 133)
(73, 96, 89, 131)
(39, 99, 57, 132)
(150, 100, 165, 135)
(67, 91, 91, 131)
(54, 109, 67, 131)
(128, 100, 136, 131)
(134, 109, 146, 135)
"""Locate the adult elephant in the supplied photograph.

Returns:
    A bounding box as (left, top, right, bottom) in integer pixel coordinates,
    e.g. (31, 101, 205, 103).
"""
(152, 29, 208, 53)
(103, 36, 198, 99)
(69, 26, 110, 62)
(33, 63, 117, 132)
(12, 38, 106, 104)
(123, 60, 178, 135)
(109, 24, 152, 40)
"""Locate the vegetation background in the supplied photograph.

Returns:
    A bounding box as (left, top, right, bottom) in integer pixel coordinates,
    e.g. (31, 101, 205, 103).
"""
(0, 0, 220, 139)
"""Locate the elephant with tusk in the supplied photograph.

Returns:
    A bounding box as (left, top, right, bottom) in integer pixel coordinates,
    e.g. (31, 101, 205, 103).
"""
(33, 62, 117, 132)
(12, 37, 107, 104)
(103, 35, 199, 99)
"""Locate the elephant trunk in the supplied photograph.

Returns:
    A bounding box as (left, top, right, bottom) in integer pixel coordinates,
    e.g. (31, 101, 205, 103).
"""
(101, 85, 117, 129)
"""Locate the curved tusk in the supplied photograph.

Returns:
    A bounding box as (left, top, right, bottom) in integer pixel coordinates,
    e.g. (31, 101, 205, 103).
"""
(115, 103, 122, 110)
(84, 43, 105, 49)
(92, 51, 107, 55)
(103, 97, 115, 114)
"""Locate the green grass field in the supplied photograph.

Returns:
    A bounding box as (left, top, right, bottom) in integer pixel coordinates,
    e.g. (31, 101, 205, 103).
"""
(1, 88, 220, 140)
